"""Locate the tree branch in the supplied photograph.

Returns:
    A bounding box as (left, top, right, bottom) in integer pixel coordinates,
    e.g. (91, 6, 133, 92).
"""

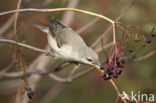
(0, 8, 114, 24)
(0, 38, 54, 56)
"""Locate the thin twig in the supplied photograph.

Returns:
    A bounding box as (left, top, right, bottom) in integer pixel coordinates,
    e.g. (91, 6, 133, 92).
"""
(14, 0, 22, 41)
(0, 8, 114, 24)
(134, 50, 156, 62)
(0, 14, 15, 35)
(0, 38, 54, 56)
(109, 79, 120, 96)
(91, 0, 136, 48)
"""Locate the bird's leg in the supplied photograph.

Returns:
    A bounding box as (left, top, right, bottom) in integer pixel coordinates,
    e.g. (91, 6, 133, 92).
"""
(45, 47, 51, 56)
(54, 62, 69, 72)
(68, 61, 79, 65)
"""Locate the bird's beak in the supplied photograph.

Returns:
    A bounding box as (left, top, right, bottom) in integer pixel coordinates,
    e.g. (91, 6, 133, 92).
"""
(93, 64, 104, 73)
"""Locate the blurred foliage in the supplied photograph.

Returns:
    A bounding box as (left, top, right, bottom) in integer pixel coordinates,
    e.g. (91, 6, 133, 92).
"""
(0, 0, 156, 103)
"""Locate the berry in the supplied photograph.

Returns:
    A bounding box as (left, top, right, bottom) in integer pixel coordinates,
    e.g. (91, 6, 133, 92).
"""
(103, 73, 107, 80)
(113, 72, 118, 78)
(107, 67, 112, 71)
(106, 68, 112, 75)
(117, 68, 122, 75)
(30, 91, 34, 96)
(104, 76, 108, 80)
(107, 76, 112, 80)
(121, 58, 125, 64)
(107, 70, 112, 75)
(25, 87, 31, 91)
(27, 92, 32, 99)
(147, 39, 151, 43)
(116, 61, 120, 67)
(152, 34, 155, 37)
(104, 73, 107, 77)
(100, 65, 104, 70)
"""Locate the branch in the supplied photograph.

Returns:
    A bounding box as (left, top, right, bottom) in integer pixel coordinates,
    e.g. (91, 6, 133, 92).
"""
(0, 14, 15, 35)
(134, 50, 156, 62)
(0, 8, 114, 24)
(0, 38, 54, 56)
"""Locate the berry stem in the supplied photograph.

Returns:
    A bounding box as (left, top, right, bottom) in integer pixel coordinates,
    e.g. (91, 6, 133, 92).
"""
(109, 79, 120, 96)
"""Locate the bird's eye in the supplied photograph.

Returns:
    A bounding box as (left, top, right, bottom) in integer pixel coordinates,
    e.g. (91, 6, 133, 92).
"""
(87, 58, 92, 62)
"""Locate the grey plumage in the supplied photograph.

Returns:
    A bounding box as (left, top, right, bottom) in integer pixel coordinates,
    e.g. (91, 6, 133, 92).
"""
(33, 20, 102, 70)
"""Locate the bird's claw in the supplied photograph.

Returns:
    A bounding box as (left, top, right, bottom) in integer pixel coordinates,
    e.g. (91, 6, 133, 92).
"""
(45, 48, 51, 56)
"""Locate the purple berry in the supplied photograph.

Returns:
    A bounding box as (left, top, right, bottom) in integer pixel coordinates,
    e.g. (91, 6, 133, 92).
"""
(100, 65, 104, 70)
(117, 68, 122, 75)
(152, 34, 155, 37)
(113, 72, 118, 78)
(147, 39, 151, 43)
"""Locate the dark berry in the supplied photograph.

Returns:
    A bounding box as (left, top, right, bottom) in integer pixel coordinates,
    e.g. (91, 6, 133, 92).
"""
(116, 61, 120, 67)
(103, 73, 107, 77)
(152, 34, 155, 37)
(107, 67, 112, 75)
(107, 67, 112, 71)
(27, 92, 32, 99)
(113, 72, 118, 78)
(107, 76, 112, 80)
(104, 76, 108, 80)
(25, 87, 31, 91)
(100, 65, 104, 70)
(121, 58, 125, 64)
(117, 68, 122, 75)
(30, 91, 34, 96)
(147, 39, 151, 43)
(107, 70, 112, 75)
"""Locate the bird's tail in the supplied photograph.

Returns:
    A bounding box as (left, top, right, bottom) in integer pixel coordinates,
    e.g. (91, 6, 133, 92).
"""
(32, 24, 49, 33)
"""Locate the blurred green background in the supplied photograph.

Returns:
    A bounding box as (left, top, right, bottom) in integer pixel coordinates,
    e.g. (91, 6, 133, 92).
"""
(0, 0, 156, 103)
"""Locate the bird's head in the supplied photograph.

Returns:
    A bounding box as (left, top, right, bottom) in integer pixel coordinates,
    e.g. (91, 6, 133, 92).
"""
(80, 47, 104, 72)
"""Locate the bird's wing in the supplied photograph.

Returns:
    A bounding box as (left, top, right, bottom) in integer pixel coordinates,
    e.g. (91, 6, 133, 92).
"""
(48, 20, 87, 49)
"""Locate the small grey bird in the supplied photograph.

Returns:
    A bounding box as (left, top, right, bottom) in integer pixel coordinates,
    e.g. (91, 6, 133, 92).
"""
(33, 20, 103, 72)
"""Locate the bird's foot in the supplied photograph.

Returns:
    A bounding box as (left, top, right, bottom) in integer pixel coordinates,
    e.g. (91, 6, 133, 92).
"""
(45, 48, 51, 56)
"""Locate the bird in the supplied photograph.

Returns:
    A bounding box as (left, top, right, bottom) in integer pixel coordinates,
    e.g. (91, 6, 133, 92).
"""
(33, 20, 103, 72)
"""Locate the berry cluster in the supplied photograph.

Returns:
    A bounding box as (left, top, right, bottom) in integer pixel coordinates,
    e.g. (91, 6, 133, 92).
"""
(21, 72, 34, 102)
(100, 32, 155, 80)
(100, 57, 125, 80)
(99, 21, 155, 81)
(25, 87, 34, 101)
(146, 33, 155, 43)
(141, 33, 155, 47)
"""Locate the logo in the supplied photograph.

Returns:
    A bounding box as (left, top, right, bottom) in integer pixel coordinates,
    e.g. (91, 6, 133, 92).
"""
(122, 91, 154, 102)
